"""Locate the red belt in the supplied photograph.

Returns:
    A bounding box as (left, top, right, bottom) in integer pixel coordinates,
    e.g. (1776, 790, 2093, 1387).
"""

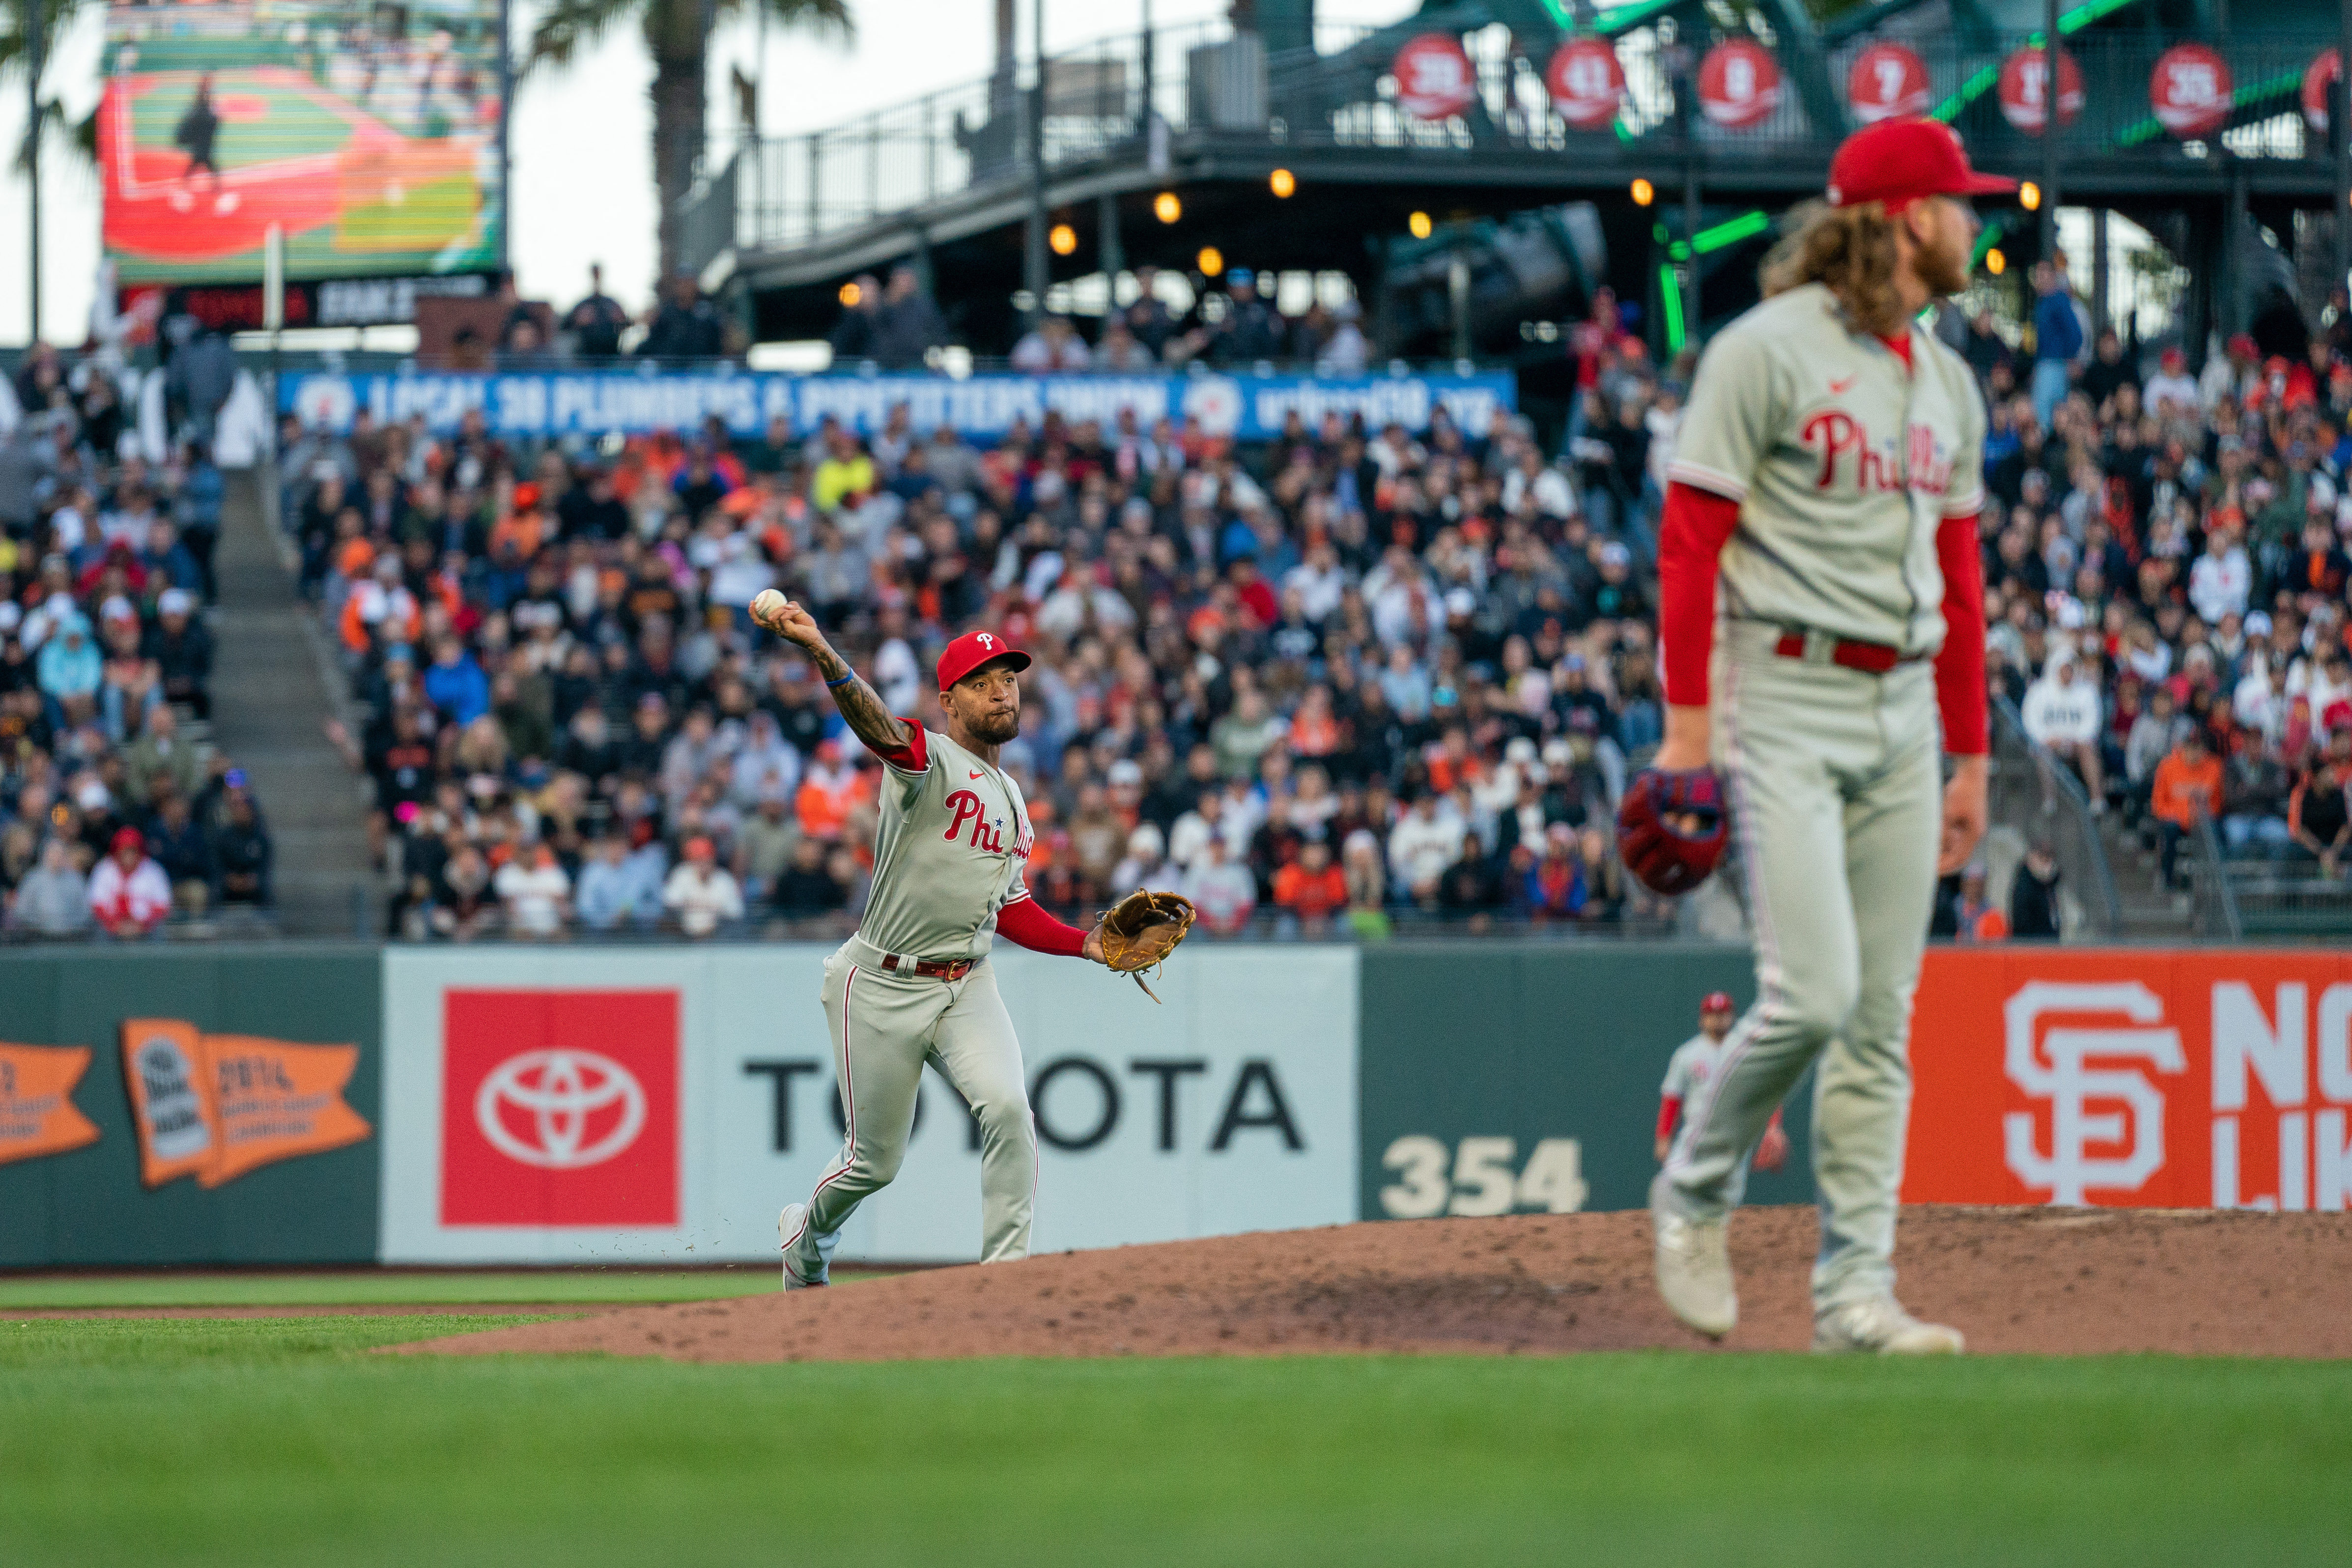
(1773, 629, 1923, 676)
(879, 953, 975, 981)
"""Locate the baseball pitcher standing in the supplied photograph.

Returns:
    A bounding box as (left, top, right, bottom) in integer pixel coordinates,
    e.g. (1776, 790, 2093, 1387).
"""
(751, 593, 1109, 1288)
(1620, 119, 2002, 1353)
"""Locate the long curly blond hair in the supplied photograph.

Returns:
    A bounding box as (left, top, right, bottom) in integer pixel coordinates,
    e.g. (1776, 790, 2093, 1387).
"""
(1760, 200, 1908, 338)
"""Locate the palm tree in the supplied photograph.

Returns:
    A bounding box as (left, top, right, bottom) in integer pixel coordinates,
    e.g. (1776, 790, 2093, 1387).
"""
(528, 0, 854, 286)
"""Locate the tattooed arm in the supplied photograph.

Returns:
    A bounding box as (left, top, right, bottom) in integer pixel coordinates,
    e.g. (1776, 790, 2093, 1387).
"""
(750, 593, 913, 759)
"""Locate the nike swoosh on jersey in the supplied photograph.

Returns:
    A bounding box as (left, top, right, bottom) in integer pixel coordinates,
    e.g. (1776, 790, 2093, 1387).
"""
(969, 770, 984, 778)
(1829, 375, 1858, 394)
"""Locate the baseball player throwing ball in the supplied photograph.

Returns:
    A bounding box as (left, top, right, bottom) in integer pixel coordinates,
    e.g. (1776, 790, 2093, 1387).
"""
(1618, 118, 2001, 1353)
(750, 593, 1191, 1288)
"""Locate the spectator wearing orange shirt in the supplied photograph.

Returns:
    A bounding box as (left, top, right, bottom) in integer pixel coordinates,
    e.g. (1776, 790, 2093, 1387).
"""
(2150, 728, 2225, 888)
(1952, 865, 2010, 943)
(1271, 837, 1348, 934)
(794, 739, 870, 840)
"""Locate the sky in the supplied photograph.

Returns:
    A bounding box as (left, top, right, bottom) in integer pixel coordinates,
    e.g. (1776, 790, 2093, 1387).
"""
(0, 0, 1412, 346)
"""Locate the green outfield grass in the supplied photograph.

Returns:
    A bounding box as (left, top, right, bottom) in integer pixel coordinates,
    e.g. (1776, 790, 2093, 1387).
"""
(1, 1316, 2344, 1568)
(0, 1269, 791, 1310)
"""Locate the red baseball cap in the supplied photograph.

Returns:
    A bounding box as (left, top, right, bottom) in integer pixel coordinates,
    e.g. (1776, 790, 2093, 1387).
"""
(935, 629, 1031, 691)
(1826, 117, 2015, 209)
(1700, 991, 1736, 1015)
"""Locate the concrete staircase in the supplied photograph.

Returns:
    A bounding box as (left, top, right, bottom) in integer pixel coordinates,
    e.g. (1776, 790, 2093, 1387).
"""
(202, 470, 374, 936)
(2101, 813, 2196, 941)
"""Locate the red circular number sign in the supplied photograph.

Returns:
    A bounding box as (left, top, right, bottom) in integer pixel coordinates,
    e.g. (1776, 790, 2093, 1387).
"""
(1698, 40, 1783, 130)
(2151, 44, 2232, 139)
(2304, 49, 2341, 133)
(1392, 34, 1478, 121)
(1999, 46, 2084, 133)
(1847, 43, 1930, 126)
(1545, 38, 1625, 131)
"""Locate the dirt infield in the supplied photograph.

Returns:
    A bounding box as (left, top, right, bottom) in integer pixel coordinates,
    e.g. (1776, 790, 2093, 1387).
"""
(406, 1205, 2352, 1362)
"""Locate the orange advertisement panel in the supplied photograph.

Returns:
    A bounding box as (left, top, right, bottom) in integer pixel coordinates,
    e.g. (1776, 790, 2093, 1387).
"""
(199, 1035, 371, 1188)
(0, 1044, 103, 1168)
(120, 1020, 371, 1189)
(1904, 949, 2352, 1211)
(120, 1019, 219, 1188)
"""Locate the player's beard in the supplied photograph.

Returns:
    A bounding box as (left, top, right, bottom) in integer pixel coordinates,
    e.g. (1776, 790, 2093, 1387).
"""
(970, 707, 1022, 745)
(1915, 215, 1972, 298)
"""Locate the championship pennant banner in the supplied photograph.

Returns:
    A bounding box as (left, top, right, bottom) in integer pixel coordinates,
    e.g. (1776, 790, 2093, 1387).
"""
(1904, 950, 2352, 1212)
(0, 1045, 103, 1168)
(281, 369, 1519, 444)
(120, 1019, 373, 1190)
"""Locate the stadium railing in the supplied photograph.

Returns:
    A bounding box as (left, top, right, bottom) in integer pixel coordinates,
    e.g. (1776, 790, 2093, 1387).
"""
(682, 21, 2347, 273)
(1990, 696, 2122, 942)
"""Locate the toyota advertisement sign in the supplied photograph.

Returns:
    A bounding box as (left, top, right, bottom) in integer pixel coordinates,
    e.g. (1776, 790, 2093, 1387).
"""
(379, 946, 1358, 1265)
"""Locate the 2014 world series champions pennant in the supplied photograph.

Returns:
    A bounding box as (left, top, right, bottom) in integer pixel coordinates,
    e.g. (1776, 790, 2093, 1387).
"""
(119, 1020, 372, 1190)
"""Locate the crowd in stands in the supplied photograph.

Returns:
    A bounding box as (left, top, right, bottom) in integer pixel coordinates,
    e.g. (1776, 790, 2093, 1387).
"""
(1995, 261, 2352, 898)
(295, 258, 2352, 941)
(0, 340, 269, 940)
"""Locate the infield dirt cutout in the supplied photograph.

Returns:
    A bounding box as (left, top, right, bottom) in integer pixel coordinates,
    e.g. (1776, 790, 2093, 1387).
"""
(407, 1206, 2352, 1361)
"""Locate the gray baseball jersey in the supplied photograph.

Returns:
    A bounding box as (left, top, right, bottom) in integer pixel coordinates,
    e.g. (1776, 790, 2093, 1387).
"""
(1661, 1032, 1729, 1104)
(1667, 281, 1987, 656)
(856, 723, 1037, 961)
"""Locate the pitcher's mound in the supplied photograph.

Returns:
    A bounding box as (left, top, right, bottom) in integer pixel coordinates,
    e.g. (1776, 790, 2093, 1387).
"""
(405, 1206, 2352, 1362)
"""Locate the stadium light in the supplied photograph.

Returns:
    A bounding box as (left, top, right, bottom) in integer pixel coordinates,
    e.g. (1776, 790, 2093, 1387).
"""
(1155, 192, 1183, 224)
(1985, 248, 2007, 276)
(839, 282, 863, 307)
(1630, 178, 1655, 207)
(2018, 181, 2042, 211)
(1197, 246, 1225, 277)
(1270, 168, 1297, 198)
(1408, 211, 1434, 240)
(1048, 224, 1078, 256)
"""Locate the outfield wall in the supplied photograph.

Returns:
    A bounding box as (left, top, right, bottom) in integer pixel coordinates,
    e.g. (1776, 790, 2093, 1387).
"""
(1, 943, 2346, 1266)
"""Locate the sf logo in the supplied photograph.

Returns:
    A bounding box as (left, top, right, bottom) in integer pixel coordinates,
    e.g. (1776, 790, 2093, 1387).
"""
(2002, 981, 2184, 1205)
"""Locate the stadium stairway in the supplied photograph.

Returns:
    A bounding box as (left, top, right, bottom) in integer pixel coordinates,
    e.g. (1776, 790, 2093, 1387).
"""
(205, 470, 374, 936)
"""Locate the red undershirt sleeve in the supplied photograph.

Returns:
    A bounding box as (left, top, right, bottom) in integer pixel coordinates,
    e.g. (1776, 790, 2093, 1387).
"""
(1932, 512, 1990, 756)
(995, 892, 1090, 957)
(1657, 1097, 1682, 1141)
(1658, 481, 1744, 707)
(868, 717, 929, 774)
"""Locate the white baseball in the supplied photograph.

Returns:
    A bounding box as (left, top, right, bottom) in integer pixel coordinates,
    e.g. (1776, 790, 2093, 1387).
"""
(750, 589, 791, 626)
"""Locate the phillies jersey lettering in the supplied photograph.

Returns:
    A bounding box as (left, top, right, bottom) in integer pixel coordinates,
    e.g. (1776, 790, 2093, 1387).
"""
(854, 725, 1037, 961)
(1799, 412, 1955, 498)
(1668, 282, 1987, 655)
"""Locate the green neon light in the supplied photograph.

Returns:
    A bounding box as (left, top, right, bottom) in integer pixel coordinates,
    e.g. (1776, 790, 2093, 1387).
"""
(1661, 263, 1686, 351)
(1929, 0, 2148, 122)
(1592, 0, 1681, 35)
(1539, 0, 1576, 29)
(1973, 218, 2006, 266)
(1693, 210, 1773, 254)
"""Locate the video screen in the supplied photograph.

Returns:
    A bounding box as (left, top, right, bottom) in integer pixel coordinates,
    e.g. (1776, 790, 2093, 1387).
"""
(99, 0, 504, 285)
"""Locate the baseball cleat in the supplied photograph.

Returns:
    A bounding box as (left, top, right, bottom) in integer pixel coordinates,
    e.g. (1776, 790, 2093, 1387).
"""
(1650, 1176, 1737, 1339)
(778, 1203, 824, 1291)
(1812, 1296, 1963, 1355)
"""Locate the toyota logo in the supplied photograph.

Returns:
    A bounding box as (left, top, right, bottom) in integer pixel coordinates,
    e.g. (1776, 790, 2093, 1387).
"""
(474, 1049, 647, 1169)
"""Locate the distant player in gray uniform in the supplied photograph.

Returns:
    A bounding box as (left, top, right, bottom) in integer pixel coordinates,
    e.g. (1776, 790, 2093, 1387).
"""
(749, 592, 1112, 1288)
(1656, 992, 1786, 1177)
(1640, 118, 2004, 1353)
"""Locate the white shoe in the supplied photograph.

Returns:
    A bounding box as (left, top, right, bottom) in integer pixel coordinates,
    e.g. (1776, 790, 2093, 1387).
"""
(1813, 1296, 1963, 1355)
(777, 1202, 823, 1291)
(1652, 1183, 1737, 1339)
